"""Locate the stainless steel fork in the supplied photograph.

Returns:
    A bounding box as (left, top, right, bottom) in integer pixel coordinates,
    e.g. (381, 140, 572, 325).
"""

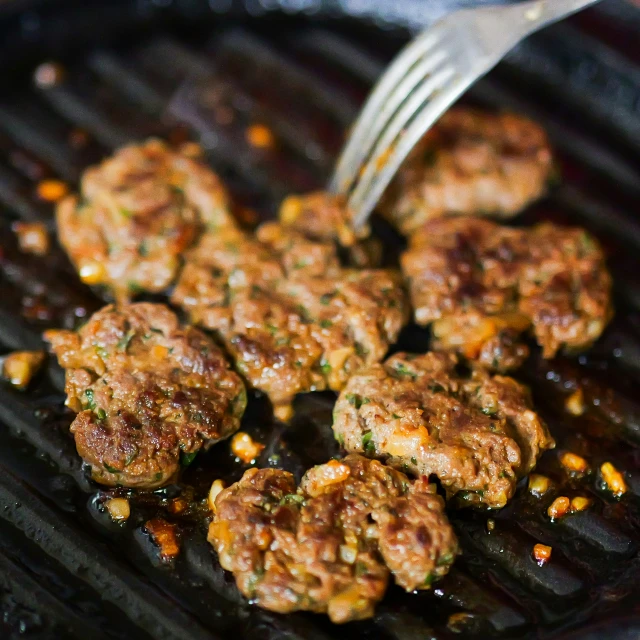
(329, 0, 602, 231)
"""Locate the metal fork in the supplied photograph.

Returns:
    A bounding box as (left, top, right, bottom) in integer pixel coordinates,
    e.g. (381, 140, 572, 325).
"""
(329, 0, 602, 231)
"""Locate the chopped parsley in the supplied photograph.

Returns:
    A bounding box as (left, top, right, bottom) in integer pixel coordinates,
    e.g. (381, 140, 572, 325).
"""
(428, 382, 445, 393)
(104, 463, 120, 473)
(345, 393, 370, 409)
(180, 450, 198, 467)
(116, 329, 136, 352)
(127, 281, 144, 294)
(362, 432, 375, 455)
(393, 363, 417, 380)
(84, 388, 96, 410)
(96, 408, 107, 421)
(320, 292, 335, 305)
(94, 345, 109, 360)
(279, 494, 304, 506)
(320, 362, 332, 375)
(319, 319, 333, 329)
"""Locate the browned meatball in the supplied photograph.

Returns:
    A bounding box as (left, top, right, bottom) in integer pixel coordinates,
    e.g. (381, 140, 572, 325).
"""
(172, 226, 407, 421)
(278, 191, 382, 268)
(56, 139, 234, 300)
(381, 108, 554, 234)
(45, 303, 246, 488)
(333, 352, 555, 509)
(208, 454, 457, 623)
(402, 217, 613, 370)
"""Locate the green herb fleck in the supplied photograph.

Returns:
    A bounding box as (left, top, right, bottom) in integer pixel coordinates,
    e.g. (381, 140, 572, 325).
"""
(120, 208, 133, 218)
(84, 388, 96, 410)
(411, 456, 417, 465)
(96, 408, 107, 421)
(423, 572, 435, 587)
(279, 494, 304, 506)
(266, 324, 278, 336)
(116, 329, 136, 352)
(104, 463, 120, 474)
(320, 362, 332, 375)
(393, 363, 417, 380)
(180, 450, 198, 467)
(127, 281, 144, 294)
(437, 552, 454, 567)
(320, 319, 333, 329)
(155, 472, 163, 481)
(95, 345, 109, 360)
(428, 382, 445, 393)
(320, 292, 335, 305)
(362, 432, 375, 455)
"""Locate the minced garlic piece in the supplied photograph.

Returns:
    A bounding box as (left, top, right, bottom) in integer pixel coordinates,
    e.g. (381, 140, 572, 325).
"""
(105, 497, 130, 522)
(600, 462, 627, 497)
(3, 350, 45, 389)
(548, 496, 570, 520)
(231, 432, 265, 464)
(528, 474, 551, 497)
(533, 543, 552, 566)
(209, 479, 226, 512)
(560, 452, 588, 474)
(565, 389, 585, 416)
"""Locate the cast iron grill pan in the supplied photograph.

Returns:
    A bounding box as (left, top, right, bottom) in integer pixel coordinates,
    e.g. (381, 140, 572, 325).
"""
(0, 2, 639, 639)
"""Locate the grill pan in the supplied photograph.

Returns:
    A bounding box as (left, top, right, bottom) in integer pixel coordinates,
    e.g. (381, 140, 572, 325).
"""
(0, 1, 639, 638)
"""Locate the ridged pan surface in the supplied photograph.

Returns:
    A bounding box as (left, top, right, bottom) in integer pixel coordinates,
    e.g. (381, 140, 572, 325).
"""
(0, 3, 639, 639)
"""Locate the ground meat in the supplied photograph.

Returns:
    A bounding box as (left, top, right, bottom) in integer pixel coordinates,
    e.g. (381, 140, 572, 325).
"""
(332, 352, 555, 508)
(172, 226, 407, 421)
(381, 108, 554, 234)
(208, 454, 457, 623)
(45, 303, 246, 488)
(56, 139, 234, 300)
(401, 217, 612, 370)
(278, 191, 382, 268)
(279, 191, 364, 247)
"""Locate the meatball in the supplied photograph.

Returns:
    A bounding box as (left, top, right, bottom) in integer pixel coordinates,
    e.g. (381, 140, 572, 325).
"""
(172, 226, 407, 421)
(56, 139, 234, 300)
(333, 352, 555, 508)
(381, 108, 554, 234)
(208, 454, 457, 623)
(278, 191, 382, 268)
(402, 217, 613, 370)
(45, 303, 246, 488)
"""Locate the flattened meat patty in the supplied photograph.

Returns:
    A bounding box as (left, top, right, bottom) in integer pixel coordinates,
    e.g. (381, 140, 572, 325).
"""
(333, 353, 555, 508)
(172, 225, 407, 421)
(402, 217, 612, 370)
(208, 454, 457, 623)
(57, 139, 234, 300)
(279, 191, 381, 267)
(45, 303, 246, 488)
(382, 108, 554, 234)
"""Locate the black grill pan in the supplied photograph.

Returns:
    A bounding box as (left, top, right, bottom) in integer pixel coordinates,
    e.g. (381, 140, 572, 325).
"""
(0, 2, 639, 639)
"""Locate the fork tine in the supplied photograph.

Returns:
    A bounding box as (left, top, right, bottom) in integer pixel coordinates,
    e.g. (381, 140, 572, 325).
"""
(348, 70, 479, 229)
(339, 48, 449, 192)
(328, 27, 444, 193)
